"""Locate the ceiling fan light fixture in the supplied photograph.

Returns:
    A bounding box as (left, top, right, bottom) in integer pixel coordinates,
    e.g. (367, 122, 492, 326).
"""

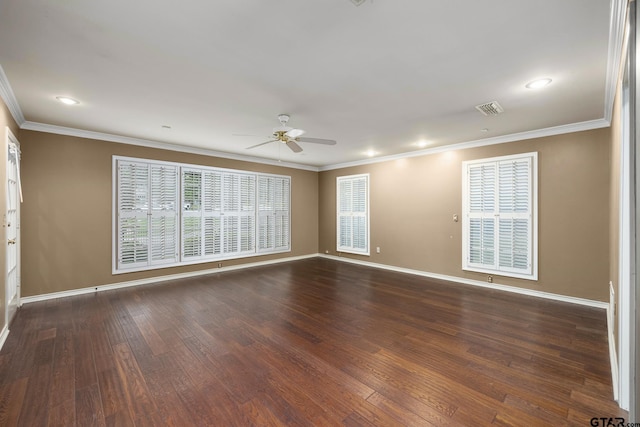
(525, 78, 552, 89)
(286, 128, 305, 138)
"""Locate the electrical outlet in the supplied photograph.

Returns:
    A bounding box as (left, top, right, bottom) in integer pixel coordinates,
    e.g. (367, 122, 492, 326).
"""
(325, 250, 329, 254)
(487, 275, 493, 283)
(376, 247, 380, 254)
(218, 262, 222, 268)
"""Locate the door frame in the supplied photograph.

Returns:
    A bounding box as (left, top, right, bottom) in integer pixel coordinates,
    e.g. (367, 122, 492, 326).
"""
(4, 126, 20, 329)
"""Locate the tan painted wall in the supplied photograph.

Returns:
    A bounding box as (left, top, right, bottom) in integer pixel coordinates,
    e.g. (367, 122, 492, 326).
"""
(20, 130, 318, 297)
(0, 97, 20, 331)
(319, 128, 612, 301)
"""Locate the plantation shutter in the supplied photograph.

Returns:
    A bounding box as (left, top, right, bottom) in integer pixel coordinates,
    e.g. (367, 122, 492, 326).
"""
(183, 169, 254, 260)
(117, 160, 178, 270)
(203, 171, 223, 257)
(149, 164, 179, 265)
(467, 163, 497, 269)
(497, 158, 532, 275)
(257, 175, 290, 252)
(115, 156, 290, 273)
(182, 169, 203, 259)
(463, 153, 536, 279)
(220, 173, 256, 256)
(239, 174, 256, 253)
(117, 161, 150, 270)
(337, 174, 369, 255)
(273, 177, 290, 250)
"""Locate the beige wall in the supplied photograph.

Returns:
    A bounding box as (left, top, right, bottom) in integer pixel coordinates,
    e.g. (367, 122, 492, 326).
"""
(0, 97, 19, 331)
(320, 128, 612, 301)
(15, 112, 616, 303)
(20, 130, 318, 297)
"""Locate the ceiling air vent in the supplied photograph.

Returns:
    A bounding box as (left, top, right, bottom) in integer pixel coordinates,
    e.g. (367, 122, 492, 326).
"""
(350, 0, 367, 5)
(475, 101, 504, 116)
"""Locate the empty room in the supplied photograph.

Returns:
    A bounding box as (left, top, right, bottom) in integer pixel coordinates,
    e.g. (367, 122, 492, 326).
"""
(0, 0, 638, 425)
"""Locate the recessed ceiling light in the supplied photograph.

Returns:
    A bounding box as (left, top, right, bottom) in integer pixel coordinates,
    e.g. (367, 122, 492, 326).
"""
(415, 140, 430, 148)
(366, 149, 377, 157)
(56, 96, 79, 105)
(525, 78, 552, 89)
(481, 128, 489, 133)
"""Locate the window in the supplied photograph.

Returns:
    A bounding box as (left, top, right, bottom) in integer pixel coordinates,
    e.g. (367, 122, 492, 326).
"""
(113, 156, 290, 273)
(257, 175, 290, 253)
(181, 168, 256, 261)
(337, 174, 369, 255)
(116, 160, 179, 271)
(462, 152, 537, 280)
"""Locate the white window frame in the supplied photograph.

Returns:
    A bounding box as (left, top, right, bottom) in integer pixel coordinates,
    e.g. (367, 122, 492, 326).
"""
(336, 173, 370, 256)
(462, 152, 538, 280)
(112, 156, 290, 274)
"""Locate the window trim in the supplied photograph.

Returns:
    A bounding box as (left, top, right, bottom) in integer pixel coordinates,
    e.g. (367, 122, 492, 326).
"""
(461, 152, 538, 281)
(336, 173, 370, 256)
(112, 155, 291, 275)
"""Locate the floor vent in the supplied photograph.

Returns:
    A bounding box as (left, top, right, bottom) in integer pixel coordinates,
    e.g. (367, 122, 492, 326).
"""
(475, 101, 504, 116)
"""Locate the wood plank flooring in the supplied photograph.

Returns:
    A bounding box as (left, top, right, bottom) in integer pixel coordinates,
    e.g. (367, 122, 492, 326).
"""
(0, 258, 628, 426)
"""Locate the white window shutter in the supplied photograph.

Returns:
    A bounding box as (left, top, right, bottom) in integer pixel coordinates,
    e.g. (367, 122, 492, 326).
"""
(149, 164, 179, 265)
(337, 174, 369, 255)
(274, 177, 290, 250)
(115, 156, 290, 273)
(467, 163, 497, 269)
(117, 161, 150, 269)
(238, 174, 256, 253)
(257, 175, 290, 252)
(182, 169, 203, 259)
(463, 153, 536, 280)
(497, 158, 532, 274)
(116, 160, 178, 270)
(203, 171, 223, 256)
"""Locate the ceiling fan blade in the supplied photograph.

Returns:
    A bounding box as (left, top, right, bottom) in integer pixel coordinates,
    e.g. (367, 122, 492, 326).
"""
(296, 137, 337, 145)
(246, 140, 277, 149)
(286, 140, 303, 153)
(285, 128, 305, 138)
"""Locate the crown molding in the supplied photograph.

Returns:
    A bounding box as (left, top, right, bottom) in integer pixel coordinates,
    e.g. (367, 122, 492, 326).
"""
(21, 121, 320, 172)
(604, 0, 629, 122)
(319, 118, 610, 171)
(0, 65, 25, 126)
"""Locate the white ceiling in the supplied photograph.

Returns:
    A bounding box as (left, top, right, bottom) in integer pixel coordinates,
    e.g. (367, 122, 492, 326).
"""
(0, 0, 620, 168)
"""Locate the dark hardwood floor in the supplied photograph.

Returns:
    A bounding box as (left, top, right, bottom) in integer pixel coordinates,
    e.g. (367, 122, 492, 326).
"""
(0, 258, 628, 426)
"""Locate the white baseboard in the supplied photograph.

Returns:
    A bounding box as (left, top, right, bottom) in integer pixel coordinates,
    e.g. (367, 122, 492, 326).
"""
(319, 254, 608, 309)
(20, 253, 318, 305)
(21, 253, 610, 309)
(0, 324, 9, 351)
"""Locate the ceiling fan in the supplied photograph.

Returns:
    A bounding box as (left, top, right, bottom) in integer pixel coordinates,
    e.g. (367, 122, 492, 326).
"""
(244, 114, 337, 153)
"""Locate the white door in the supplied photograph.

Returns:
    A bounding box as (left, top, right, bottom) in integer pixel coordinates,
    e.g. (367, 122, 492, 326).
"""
(5, 130, 20, 326)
